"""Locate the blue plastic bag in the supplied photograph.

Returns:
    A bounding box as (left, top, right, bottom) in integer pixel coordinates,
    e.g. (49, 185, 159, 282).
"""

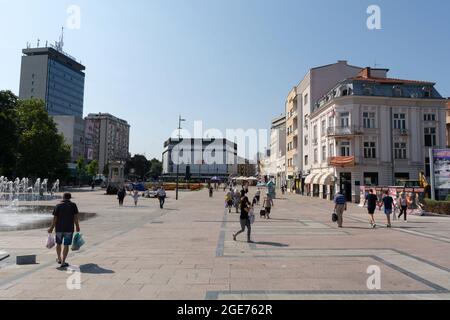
(71, 233, 85, 251)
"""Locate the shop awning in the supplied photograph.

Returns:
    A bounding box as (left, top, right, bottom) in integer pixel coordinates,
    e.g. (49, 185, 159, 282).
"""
(319, 173, 335, 185)
(305, 174, 318, 184)
(313, 173, 324, 185)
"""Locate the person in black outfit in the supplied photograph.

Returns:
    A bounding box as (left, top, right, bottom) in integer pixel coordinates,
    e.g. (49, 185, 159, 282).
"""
(366, 189, 378, 228)
(117, 187, 126, 206)
(48, 193, 80, 268)
(233, 196, 252, 243)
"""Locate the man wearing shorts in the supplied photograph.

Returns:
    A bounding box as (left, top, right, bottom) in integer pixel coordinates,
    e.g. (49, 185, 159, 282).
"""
(366, 189, 378, 228)
(48, 193, 80, 268)
(382, 191, 394, 228)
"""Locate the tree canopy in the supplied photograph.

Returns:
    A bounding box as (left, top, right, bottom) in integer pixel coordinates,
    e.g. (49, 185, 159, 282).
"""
(0, 91, 71, 180)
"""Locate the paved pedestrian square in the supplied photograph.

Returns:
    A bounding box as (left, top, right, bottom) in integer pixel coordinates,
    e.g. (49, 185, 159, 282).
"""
(1, 188, 450, 300)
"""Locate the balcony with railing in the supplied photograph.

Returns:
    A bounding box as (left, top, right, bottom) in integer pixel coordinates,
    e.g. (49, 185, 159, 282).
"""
(328, 156, 356, 168)
(327, 126, 363, 137)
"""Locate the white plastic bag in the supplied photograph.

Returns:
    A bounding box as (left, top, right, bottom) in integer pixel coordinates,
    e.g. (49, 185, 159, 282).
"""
(46, 233, 55, 249)
(249, 208, 255, 225)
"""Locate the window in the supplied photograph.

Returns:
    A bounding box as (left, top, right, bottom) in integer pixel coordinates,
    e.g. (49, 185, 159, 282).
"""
(329, 143, 334, 158)
(364, 87, 373, 95)
(424, 128, 437, 147)
(364, 142, 376, 159)
(305, 155, 309, 166)
(423, 88, 432, 98)
(393, 113, 406, 130)
(304, 135, 309, 146)
(394, 143, 407, 159)
(304, 93, 309, 105)
(313, 125, 318, 144)
(423, 114, 436, 121)
(364, 173, 379, 186)
(314, 149, 318, 164)
(393, 87, 402, 97)
(395, 173, 410, 185)
(363, 112, 376, 129)
(321, 120, 326, 137)
(340, 112, 350, 127)
(322, 146, 327, 162)
(340, 141, 351, 157)
(328, 115, 334, 128)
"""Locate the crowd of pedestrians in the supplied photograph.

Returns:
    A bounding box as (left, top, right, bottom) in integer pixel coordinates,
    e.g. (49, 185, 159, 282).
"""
(335, 189, 413, 229)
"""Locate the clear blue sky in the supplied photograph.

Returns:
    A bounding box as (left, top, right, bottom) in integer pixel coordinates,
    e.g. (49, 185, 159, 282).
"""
(1, 0, 449, 160)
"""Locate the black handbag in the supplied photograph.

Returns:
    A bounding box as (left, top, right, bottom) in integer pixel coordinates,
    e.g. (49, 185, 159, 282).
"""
(332, 212, 338, 223)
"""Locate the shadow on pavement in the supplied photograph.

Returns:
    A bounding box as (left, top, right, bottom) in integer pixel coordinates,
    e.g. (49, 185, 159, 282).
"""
(78, 264, 115, 274)
(253, 241, 289, 248)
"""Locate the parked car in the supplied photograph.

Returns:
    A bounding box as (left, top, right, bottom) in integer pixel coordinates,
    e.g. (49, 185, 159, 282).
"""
(143, 189, 158, 198)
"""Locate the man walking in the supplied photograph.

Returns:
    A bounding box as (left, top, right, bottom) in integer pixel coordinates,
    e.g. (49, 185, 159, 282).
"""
(383, 191, 394, 228)
(117, 187, 126, 206)
(48, 193, 80, 269)
(157, 186, 166, 209)
(366, 189, 378, 228)
(334, 191, 347, 228)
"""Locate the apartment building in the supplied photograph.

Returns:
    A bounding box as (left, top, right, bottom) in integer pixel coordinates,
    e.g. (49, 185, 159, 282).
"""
(264, 115, 286, 186)
(285, 60, 381, 192)
(446, 99, 450, 147)
(285, 88, 298, 190)
(84, 113, 130, 173)
(303, 67, 446, 202)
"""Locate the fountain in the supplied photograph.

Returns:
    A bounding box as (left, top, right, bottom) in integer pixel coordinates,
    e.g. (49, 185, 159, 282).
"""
(0, 176, 63, 231)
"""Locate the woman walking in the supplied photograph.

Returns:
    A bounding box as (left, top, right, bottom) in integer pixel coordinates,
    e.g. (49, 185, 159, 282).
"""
(233, 195, 253, 243)
(132, 190, 139, 207)
(366, 189, 378, 228)
(398, 192, 409, 222)
(225, 191, 233, 213)
(262, 193, 274, 219)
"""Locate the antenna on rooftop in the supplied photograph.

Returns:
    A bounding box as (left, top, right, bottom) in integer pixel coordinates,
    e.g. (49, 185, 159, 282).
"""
(373, 59, 382, 68)
(55, 26, 64, 52)
(37, 39, 40, 47)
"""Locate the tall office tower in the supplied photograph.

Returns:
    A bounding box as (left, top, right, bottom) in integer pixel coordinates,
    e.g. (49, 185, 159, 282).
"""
(19, 41, 85, 117)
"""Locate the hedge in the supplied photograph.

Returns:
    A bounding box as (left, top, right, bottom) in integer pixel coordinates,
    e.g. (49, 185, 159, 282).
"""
(424, 199, 450, 215)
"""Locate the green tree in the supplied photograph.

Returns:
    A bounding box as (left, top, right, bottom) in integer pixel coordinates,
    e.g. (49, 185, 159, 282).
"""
(76, 157, 86, 185)
(148, 158, 163, 180)
(87, 160, 99, 179)
(125, 154, 150, 180)
(15, 99, 70, 180)
(0, 91, 19, 176)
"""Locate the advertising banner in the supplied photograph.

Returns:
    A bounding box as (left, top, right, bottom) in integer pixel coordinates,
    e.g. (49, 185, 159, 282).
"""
(433, 149, 450, 190)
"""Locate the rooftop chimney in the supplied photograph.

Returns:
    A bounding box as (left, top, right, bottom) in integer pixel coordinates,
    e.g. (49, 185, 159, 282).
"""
(358, 67, 372, 79)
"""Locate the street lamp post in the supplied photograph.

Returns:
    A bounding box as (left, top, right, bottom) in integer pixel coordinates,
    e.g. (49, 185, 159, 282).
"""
(176, 115, 186, 201)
